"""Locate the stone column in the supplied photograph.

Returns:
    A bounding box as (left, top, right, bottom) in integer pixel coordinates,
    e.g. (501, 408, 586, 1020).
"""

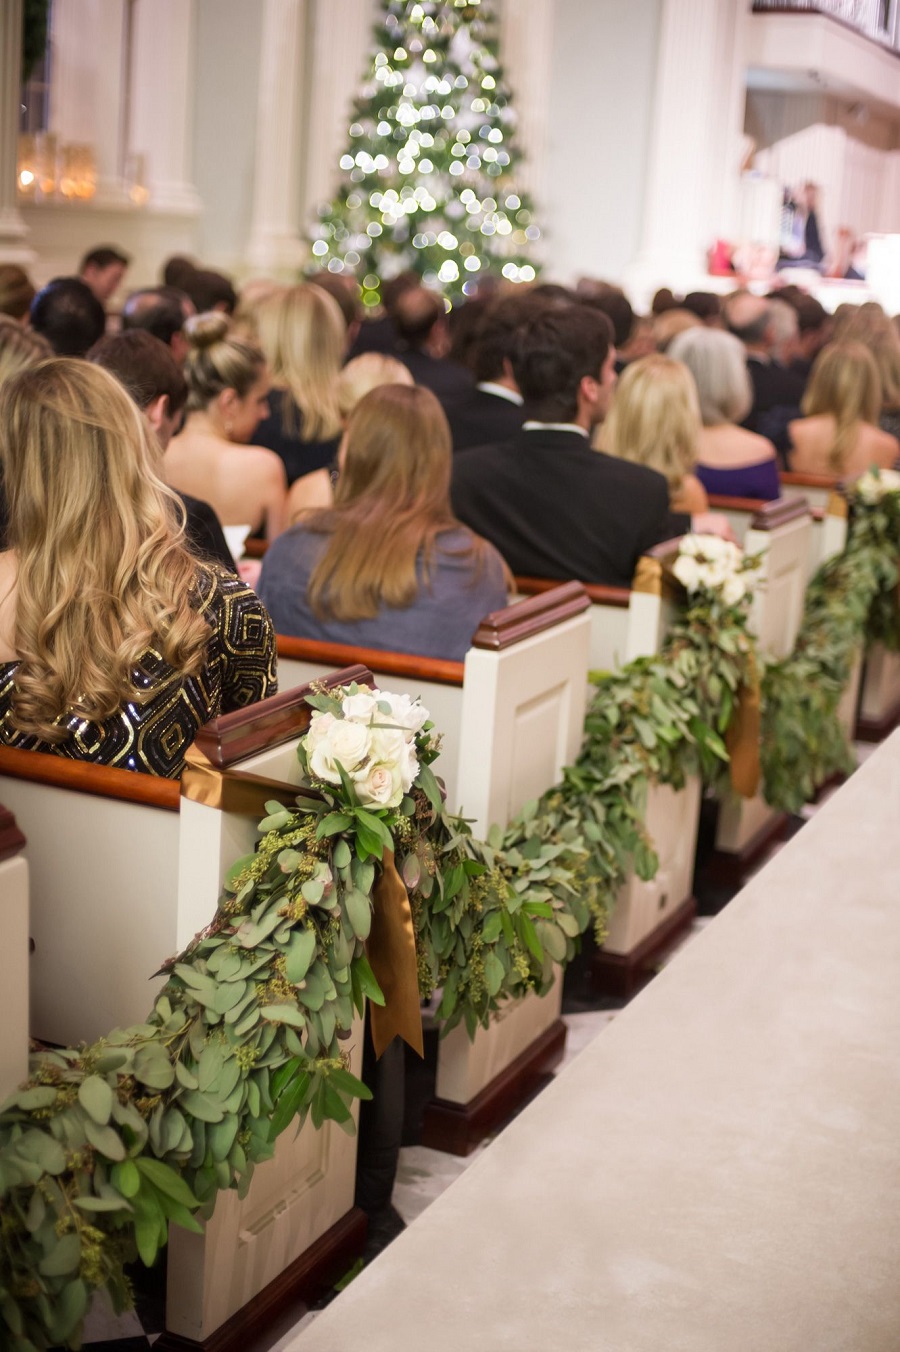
(245, 0, 309, 275)
(129, 0, 203, 215)
(50, 0, 129, 204)
(0, 0, 34, 263)
(300, 0, 372, 229)
(625, 0, 752, 298)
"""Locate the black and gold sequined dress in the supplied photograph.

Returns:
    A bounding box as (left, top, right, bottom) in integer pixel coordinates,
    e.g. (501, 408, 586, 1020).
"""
(0, 568, 277, 778)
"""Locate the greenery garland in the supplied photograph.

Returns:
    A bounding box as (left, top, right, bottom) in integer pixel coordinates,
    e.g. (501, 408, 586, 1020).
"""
(761, 473, 900, 813)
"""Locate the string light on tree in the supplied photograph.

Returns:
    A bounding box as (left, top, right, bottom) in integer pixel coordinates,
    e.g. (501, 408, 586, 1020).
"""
(308, 0, 541, 305)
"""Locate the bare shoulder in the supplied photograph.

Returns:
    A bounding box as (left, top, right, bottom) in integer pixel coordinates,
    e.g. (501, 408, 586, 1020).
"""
(243, 444, 289, 484)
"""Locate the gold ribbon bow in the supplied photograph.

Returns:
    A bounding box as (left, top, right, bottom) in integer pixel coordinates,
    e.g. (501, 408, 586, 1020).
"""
(368, 851, 425, 1060)
(182, 746, 423, 1059)
(725, 649, 761, 799)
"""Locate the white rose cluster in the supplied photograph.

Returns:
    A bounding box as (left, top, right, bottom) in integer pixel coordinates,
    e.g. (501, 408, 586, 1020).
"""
(672, 534, 753, 608)
(304, 688, 430, 810)
(855, 468, 900, 504)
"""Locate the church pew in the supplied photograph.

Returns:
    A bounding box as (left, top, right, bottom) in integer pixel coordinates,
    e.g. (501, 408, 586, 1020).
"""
(712, 499, 813, 882)
(513, 576, 631, 673)
(0, 804, 29, 1105)
(288, 730, 900, 1352)
(856, 643, 900, 742)
(779, 468, 836, 511)
(708, 489, 848, 580)
(0, 672, 371, 1348)
(276, 586, 593, 1154)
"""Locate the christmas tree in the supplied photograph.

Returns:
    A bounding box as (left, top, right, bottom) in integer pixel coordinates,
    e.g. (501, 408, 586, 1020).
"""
(309, 0, 541, 306)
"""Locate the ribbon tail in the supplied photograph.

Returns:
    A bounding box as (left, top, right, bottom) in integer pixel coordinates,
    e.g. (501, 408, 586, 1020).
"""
(726, 651, 762, 799)
(366, 850, 424, 1060)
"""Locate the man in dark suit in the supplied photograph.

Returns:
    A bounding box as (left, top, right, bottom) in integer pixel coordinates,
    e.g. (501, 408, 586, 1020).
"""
(451, 305, 722, 588)
(725, 292, 805, 460)
(393, 286, 474, 407)
(446, 293, 537, 452)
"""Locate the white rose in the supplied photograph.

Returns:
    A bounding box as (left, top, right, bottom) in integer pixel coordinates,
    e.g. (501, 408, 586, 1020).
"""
(309, 719, 371, 784)
(721, 573, 747, 607)
(402, 741, 419, 794)
(673, 555, 702, 590)
(880, 469, 900, 494)
(367, 725, 408, 766)
(376, 690, 430, 734)
(341, 690, 379, 722)
(356, 762, 404, 809)
(305, 711, 335, 755)
(680, 535, 701, 557)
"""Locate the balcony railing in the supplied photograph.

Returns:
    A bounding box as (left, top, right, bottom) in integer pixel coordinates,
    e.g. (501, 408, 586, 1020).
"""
(752, 0, 900, 52)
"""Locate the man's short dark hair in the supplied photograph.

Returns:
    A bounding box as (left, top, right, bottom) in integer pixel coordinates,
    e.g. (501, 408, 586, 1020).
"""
(578, 283, 634, 347)
(393, 287, 445, 349)
(472, 294, 551, 384)
(308, 271, 360, 329)
(79, 245, 129, 273)
(683, 291, 722, 323)
(87, 330, 188, 416)
(122, 287, 190, 346)
(512, 304, 613, 422)
(30, 277, 106, 357)
(184, 268, 237, 316)
(794, 296, 829, 334)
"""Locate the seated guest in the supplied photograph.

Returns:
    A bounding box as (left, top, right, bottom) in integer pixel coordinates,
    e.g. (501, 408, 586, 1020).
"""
(253, 284, 344, 485)
(30, 277, 106, 357)
(0, 319, 53, 548)
(788, 342, 899, 478)
(286, 353, 414, 521)
(669, 327, 780, 500)
(183, 267, 238, 316)
(601, 354, 709, 515)
(789, 296, 830, 381)
(164, 313, 288, 540)
(88, 329, 236, 572)
(392, 286, 474, 406)
(871, 327, 900, 443)
(347, 268, 419, 359)
(723, 291, 804, 456)
(0, 360, 276, 776)
(682, 291, 723, 327)
(653, 307, 702, 353)
(445, 293, 535, 452)
(308, 271, 362, 352)
(121, 285, 195, 364)
(258, 384, 508, 661)
(0, 264, 35, 321)
(451, 305, 727, 589)
(79, 245, 129, 306)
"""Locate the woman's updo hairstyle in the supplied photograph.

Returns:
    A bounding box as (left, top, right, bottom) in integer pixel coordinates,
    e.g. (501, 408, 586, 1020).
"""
(183, 311, 266, 412)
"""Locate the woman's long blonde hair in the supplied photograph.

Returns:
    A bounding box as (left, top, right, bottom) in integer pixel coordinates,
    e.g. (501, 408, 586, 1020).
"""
(255, 284, 344, 440)
(306, 384, 489, 621)
(801, 341, 882, 472)
(602, 354, 701, 491)
(0, 360, 212, 740)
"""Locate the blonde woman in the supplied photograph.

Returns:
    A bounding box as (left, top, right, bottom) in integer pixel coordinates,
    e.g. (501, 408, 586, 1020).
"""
(253, 284, 345, 485)
(258, 384, 509, 660)
(0, 360, 276, 776)
(601, 355, 709, 514)
(164, 312, 287, 540)
(788, 342, 899, 477)
(0, 318, 53, 548)
(286, 353, 415, 522)
(669, 326, 780, 499)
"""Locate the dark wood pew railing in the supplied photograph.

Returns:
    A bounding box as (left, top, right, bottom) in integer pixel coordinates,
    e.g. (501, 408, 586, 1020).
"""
(514, 575, 630, 609)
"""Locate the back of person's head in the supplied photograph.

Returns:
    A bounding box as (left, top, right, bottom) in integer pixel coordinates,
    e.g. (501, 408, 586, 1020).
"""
(870, 328, 900, 413)
(162, 255, 198, 290)
(0, 359, 208, 739)
(511, 304, 613, 422)
(30, 277, 106, 357)
(767, 298, 799, 356)
(651, 287, 679, 315)
(121, 287, 192, 347)
(578, 282, 634, 348)
(232, 280, 285, 344)
(682, 291, 722, 325)
(392, 287, 446, 350)
(79, 247, 130, 306)
(87, 329, 188, 417)
(653, 307, 702, 352)
(603, 354, 701, 491)
(182, 312, 265, 413)
(184, 268, 237, 316)
(802, 341, 881, 442)
(668, 326, 752, 426)
(308, 272, 361, 331)
(336, 353, 414, 421)
(528, 282, 576, 306)
(724, 292, 773, 347)
(0, 264, 35, 321)
(308, 383, 475, 621)
(832, 301, 889, 346)
(255, 283, 344, 440)
(795, 295, 829, 336)
(380, 270, 421, 316)
(0, 315, 52, 386)
(472, 293, 548, 384)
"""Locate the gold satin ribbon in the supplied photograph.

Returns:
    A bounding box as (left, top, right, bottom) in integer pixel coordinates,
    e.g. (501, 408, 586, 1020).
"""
(182, 747, 423, 1057)
(632, 556, 664, 596)
(182, 744, 304, 817)
(367, 850, 424, 1060)
(725, 649, 761, 798)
